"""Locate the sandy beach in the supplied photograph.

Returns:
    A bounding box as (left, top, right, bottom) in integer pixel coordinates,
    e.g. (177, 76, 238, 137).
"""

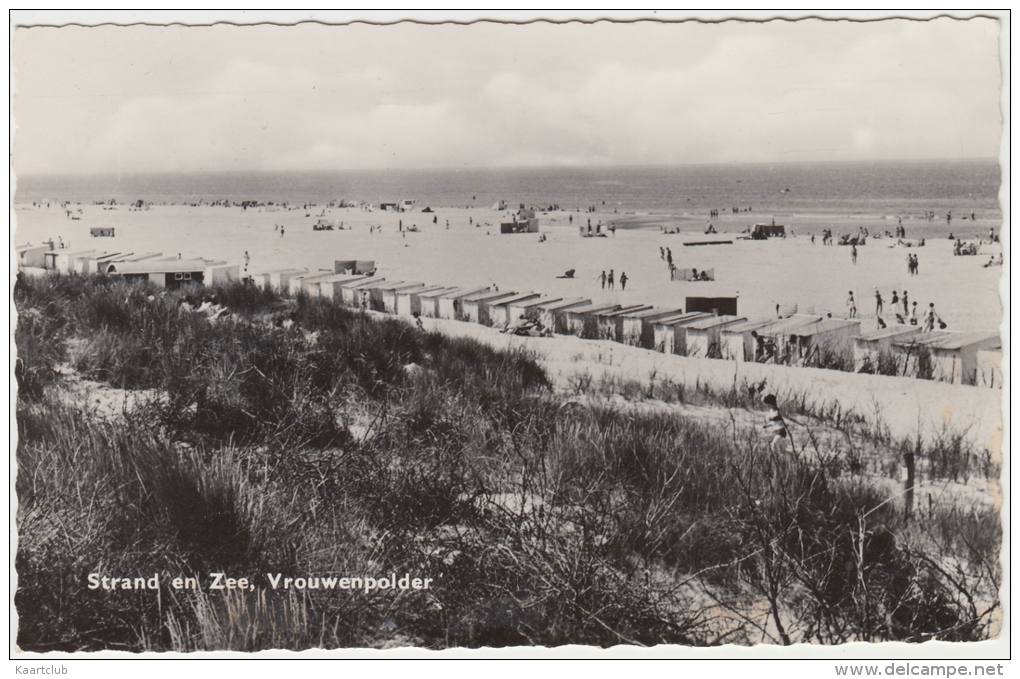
(15, 202, 1004, 334)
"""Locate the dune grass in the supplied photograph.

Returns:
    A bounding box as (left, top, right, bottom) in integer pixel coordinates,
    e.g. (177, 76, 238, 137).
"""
(13, 274, 1001, 650)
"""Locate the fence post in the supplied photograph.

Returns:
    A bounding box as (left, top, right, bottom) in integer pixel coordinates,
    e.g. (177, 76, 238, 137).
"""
(904, 450, 916, 523)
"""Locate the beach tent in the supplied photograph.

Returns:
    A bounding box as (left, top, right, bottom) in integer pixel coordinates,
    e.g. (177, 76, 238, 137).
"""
(395, 285, 449, 317)
(562, 303, 622, 337)
(507, 296, 562, 326)
(460, 290, 519, 324)
(651, 312, 711, 355)
(595, 305, 652, 342)
(488, 292, 543, 328)
(976, 349, 1002, 388)
(437, 287, 491, 320)
(685, 315, 748, 358)
(852, 325, 922, 373)
(619, 307, 686, 348)
(686, 295, 738, 316)
(536, 298, 592, 333)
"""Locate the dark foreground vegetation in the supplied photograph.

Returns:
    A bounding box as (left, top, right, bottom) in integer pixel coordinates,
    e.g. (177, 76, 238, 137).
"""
(15, 274, 1001, 651)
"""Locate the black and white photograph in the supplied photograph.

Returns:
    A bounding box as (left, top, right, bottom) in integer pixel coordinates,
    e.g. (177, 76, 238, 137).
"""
(10, 10, 1009, 661)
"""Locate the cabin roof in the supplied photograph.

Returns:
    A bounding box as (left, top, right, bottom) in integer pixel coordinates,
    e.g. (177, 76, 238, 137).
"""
(621, 307, 685, 321)
(568, 303, 621, 315)
(462, 290, 519, 303)
(927, 331, 1001, 351)
(891, 330, 954, 348)
(653, 312, 712, 327)
(491, 292, 542, 307)
(598, 304, 652, 319)
(108, 259, 207, 274)
(398, 284, 448, 296)
(418, 286, 462, 299)
(789, 318, 861, 337)
(539, 297, 591, 311)
(686, 314, 746, 330)
(513, 296, 562, 309)
(721, 318, 777, 334)
(438, 286, 491, 300)
(855, 324, 922, 342)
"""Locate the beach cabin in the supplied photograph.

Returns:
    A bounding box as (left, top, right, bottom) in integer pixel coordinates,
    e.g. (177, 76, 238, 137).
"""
(744, 315, 825, 364)
(106, 259, 206, 289)
(379, 282, 426, 314)
(205, 262, 241, 286)
(488, 292, 543, 327)
(395, 285, 448, 317)
(686, 295, 738, 316)
(78, 251, 127, 275)
(595, 305, 652, 342)
(417, 287, 460, 318)
(619, 307, 686, 348)
(52, 249, 97, 274)
(308, 273, 370, 301)
(853, 325, 922, 373)
(260, 268, 308, 292)
(685, 315, 748, 358)
(976, 349, 1002, 388)
(333, 259, 376, 275)
(785, 318, 861, 368)
(507, 296, 562, 326)
(720, 319, 779, 362)
(562, 303, 621, 337)
(16, 244, 49, 269)
(535, 298, 592, 334)
(437, 287, 491, 320)
(89, 227, 115, 238)
(500, 208, 540, 234)
(289, 271, 335, 296)
(890, 331, 954, 381)
(358, 279, 405, 311)
(339, 277, 386, 307)
(460, 290, 519, 324)
(927, 332, 1001, 385)
(651, 312, 712, 355)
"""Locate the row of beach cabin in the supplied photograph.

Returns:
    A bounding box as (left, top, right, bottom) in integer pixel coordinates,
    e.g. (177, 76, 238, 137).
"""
(18, 244, 1001, 389)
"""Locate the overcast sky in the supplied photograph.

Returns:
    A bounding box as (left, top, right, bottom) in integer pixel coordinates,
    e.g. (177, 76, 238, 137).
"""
(12, 17, 1002, 174)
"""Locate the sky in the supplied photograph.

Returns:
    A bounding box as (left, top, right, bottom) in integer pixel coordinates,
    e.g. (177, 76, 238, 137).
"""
(12, 17, 1003, 174)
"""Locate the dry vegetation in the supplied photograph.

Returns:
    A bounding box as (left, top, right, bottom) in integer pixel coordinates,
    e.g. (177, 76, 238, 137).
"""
(14, 274, 1001, 651)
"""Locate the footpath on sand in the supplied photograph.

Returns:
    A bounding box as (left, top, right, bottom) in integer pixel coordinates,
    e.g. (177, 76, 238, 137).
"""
(406, 313, 1003, 454)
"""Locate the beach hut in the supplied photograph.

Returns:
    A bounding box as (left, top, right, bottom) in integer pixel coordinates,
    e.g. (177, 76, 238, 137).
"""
(927, 332, 1001, 385)
(685, 315, 748, 358)
(719, 318, 779, 362)
(751, 223, 785, 239)
(52, 249, 97, 274)
(16, 244, 49, 269)
(507, 296, 562, 326)
(488, 292, 543, 327)
(785, 318, 861, 367)
(356, 279, 406, 311)
(288, 271, 335, 296)
(260, 268, 308, 292)
(339, 276, 386, 307)
(562, 303, 621, 337)
(310, 273, 371, 301)
(205, 262, 241, 286)
(594, 304, 653, 341)
(417, 287, 460, 318)
(460, 290, 519, 324)
(437, 287, 491, 320)
(537, 298, 592, 333)
(671, 268, 716, 281)
(976, 349, 1002, 388)
(89, 227, 115, 238)
(889, 331, 954, 380)
(744, 315, 825, 364)
(686, 295, 738, 316)
(106, 259, 207, 289)
(378, 282, 426, 314)
(651, 312, 712, 355)
(395, 285, 449, 317)
(852, 325, 922, 373)
(78, 251, 127, 275)
(618, 307, 685, 348)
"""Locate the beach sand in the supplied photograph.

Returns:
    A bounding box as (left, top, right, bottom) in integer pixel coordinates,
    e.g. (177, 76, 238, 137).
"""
(14, 203, 1003, 334)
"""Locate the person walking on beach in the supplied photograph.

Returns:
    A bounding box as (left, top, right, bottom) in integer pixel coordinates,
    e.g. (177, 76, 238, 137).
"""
(910, 301, 918, 326)
(846, 291, 857, 319)
(243, 250, 250, 273)
(851, 244, 858, 265)
(600, 270, 607, 289)
(620, 272, 628, 291)
(659, 246, 665, 260)
(923, 303, 940, 332)
(902, 290, 909, 317)
(906, 254, 913, 275)
(607, 269, 615, 290)
(912, 254, 920, 276)
(874, 289, 883, 317)
(763, 394, 790, 456)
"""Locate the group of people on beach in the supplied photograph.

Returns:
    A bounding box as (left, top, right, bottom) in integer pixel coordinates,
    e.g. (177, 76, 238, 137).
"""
(848, 288, 944, 331)
(598, 269, 628, 291)
(906, 253, 920, 275)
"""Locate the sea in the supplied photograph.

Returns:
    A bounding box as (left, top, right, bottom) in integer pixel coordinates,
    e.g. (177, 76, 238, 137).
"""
(15, 159, 1001, 222)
